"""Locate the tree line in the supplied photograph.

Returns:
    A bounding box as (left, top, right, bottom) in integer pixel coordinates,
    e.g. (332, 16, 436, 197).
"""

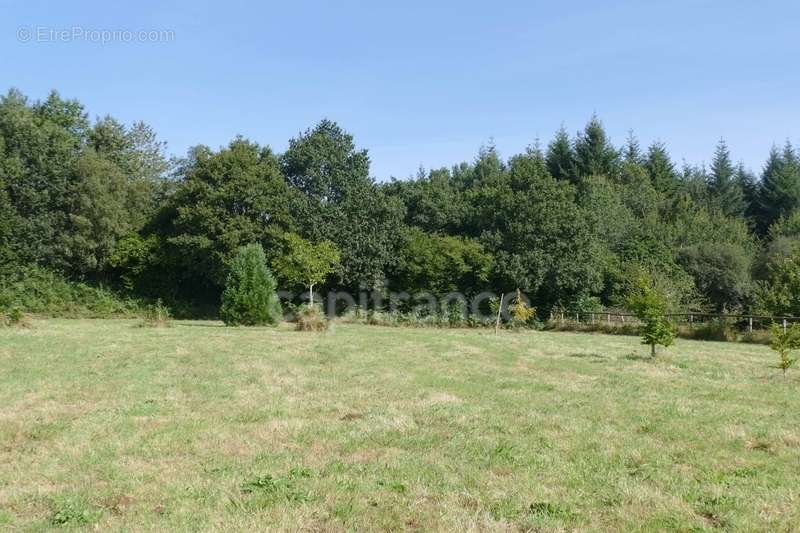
(2, 88, 800, 318)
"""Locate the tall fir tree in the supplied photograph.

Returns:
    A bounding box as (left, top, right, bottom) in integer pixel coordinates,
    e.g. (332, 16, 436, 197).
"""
(758, 142, 800, 233)
(708, 139, 745, 218)
(545, 126, 575, 181)
(574, 115, 619, 180)
(644, 142, 677, 194)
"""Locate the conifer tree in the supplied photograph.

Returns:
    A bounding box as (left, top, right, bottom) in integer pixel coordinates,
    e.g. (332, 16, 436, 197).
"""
(220, 243, 282, 326)
(708, 139, 745, 218)
(758, 142, 800, 232)
(545, 126, 575, 181)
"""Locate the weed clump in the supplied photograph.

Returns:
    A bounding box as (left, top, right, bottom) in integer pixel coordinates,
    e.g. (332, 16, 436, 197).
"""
(295, 305, 328, 332)
(139, 299, 172, 328)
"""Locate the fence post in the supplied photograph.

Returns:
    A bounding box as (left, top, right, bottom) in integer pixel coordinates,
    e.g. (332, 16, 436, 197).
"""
(607, 313, 611, 325)
(689, 314, 693, 328)
(783, 318, 788, 333)
(576, 312, 579, 324)
(749, 316, 753, 333)
(560, 311, 564, 323)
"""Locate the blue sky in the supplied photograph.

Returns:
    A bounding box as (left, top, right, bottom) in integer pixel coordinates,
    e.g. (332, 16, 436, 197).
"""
(2, 0, 798, 179)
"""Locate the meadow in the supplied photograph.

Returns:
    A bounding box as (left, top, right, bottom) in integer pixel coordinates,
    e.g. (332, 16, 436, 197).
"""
(1, 320, 798, 531)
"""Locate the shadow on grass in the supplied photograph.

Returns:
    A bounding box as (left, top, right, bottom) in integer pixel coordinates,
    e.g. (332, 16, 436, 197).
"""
(622, 352, 655, 362)
(567, 352, 607, 361)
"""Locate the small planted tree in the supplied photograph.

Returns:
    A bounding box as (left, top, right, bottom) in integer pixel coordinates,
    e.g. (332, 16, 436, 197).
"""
(509, 289, 535, 328)
(769, 322, 800, 377)
(625, 275, 676, 357)
(220, 243, 282, 326)
(272, 233, 340, 307)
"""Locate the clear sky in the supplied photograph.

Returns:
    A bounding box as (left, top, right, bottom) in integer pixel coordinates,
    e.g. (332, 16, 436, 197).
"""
(2, 0, 798, 179)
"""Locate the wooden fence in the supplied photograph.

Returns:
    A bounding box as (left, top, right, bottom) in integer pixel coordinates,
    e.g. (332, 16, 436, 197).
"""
(549, 311, 800, 333)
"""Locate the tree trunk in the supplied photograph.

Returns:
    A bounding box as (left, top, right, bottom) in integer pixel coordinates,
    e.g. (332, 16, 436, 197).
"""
(494, 293, 504, 335)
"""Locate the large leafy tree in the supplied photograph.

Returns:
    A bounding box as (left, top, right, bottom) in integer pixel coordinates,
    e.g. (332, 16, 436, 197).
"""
(385, 167, 468, 234)
(160, 138, 296, 302)
(466, 146, 604, 313)
(63, 150, 131, 276)
(282, 120, 403, 290)
(0, 90, 88, 272)
(677, 243, 752, 312)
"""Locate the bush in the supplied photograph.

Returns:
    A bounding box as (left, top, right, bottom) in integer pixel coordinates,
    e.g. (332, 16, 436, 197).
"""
(139, 299, 172, 328)
(295, 304, 328, 331)
(220, 244, 282, 326)
(681, 319, 736, 342)
(0, 266, 143, 318)
(0, 306, 33, 328)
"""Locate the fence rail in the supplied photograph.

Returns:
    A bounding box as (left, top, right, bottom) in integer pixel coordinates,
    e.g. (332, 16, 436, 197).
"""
(549, 311, 800, 333)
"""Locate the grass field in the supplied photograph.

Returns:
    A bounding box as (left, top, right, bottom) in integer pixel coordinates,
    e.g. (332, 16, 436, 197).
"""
(1, 320, 798, 531)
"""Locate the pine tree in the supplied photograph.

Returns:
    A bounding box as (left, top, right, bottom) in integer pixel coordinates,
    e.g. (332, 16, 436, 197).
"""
(623, 130, 643, 165)
(644, 142, 677, 193)
(758, 142, 800, 232)
(574, 115, 619, 180)
(734, 163, 758, 225)
(708, 139, 745, 217)
(220, 243, 283, 326)
(546, 126, 575, 181)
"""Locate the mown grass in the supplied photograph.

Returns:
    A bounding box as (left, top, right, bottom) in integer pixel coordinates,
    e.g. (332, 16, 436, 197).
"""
(0, 320, 798, 531)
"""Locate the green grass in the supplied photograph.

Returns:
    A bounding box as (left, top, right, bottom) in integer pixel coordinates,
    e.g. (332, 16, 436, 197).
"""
(1, 320, 798, 531)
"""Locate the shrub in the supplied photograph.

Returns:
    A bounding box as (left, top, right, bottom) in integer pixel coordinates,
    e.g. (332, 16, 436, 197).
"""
(295, 304, 328, 332)
(139, 299, 172, 328)
(0, 266, 143, 318)
(220, 244, 283, 326)
(682, 319, 736, 342)
(509, 289, 536, 328)
(1, 306, 33, 328)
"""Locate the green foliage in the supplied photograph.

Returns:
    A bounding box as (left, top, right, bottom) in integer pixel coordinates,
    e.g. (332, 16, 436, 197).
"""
(769, 323, 800, 376)
(160, 138, 295, 304)
(3, 87, 800, 322)
(757, 143, 800, 233)
(509, 289, 536, 327)
(271, 232, 340, 301)
(574, 115, 620, 180)
(625, 273, 676, 356)
(393, 228, 492, 295)
(754, 244, 800, 316)
(282, 120, 403, 290)
(709, 140, 745, 218)
(220, 244, 282, 326)
(683, 319, 736, 342)
(0, 266, 142, 317)
(678, 243, 752, 312)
